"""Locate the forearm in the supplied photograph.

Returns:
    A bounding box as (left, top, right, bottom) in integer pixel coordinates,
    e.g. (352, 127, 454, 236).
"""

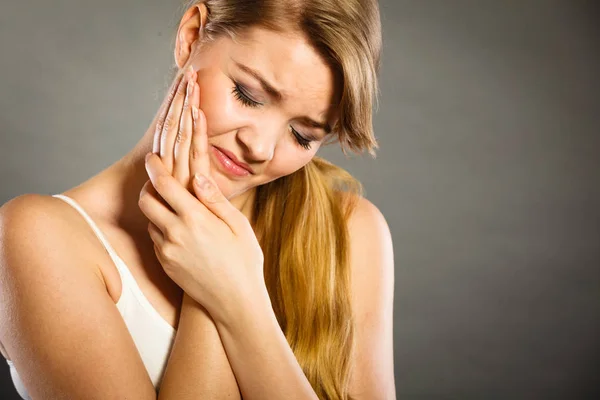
(157, 292, 241, 399)
(214, 288, 318, 400)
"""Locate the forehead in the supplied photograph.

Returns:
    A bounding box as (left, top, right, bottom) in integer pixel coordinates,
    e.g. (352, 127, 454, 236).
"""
(220, 27, 337, 120)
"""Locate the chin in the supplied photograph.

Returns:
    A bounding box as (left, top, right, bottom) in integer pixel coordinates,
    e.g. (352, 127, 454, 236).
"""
(212, 172, 253, 201)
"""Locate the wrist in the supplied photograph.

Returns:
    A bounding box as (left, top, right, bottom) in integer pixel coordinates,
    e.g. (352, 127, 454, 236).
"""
(213, 282, 276, 336)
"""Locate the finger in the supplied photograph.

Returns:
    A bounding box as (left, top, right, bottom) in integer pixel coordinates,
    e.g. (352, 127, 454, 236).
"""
(147, 222, 165, 248)
(138, 180, 179, 233)
(153, 73, 184, 154)
(160, 73, 188, 174)
(145, 152, 198, 215)
(161, 65, 195, 174)
(190, 94, 212, 182)
(152, 243, 170, 275)
(173, 70, 197, 186)
(141, 175, 171, 210)
(192, 173, 246, 234)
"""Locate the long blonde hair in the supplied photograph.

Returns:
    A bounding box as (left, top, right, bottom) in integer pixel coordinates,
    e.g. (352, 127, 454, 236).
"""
(178, 1, 381, 398)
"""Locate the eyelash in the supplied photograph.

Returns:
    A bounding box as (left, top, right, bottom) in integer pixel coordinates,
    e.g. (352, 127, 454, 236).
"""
(231, 83, 313, 150)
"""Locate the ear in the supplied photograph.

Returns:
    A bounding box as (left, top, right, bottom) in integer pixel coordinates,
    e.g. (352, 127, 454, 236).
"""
(174, 3, 209, 69)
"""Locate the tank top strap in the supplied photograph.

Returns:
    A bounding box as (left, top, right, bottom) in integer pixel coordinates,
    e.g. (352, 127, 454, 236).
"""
(51, 194, 177, 334)
(52, 194, 122, 266)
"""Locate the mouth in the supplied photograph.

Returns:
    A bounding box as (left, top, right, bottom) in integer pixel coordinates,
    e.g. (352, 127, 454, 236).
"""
(211, 145, 254, 177)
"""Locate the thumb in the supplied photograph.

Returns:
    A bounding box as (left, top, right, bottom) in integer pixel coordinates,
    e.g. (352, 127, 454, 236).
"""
(193, 173, 245, 232)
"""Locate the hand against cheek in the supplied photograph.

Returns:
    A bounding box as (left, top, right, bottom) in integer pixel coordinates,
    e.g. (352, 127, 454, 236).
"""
(138, 66, 265, 322)
(151, 65, 201, 187)
(147, 65, 215, 195)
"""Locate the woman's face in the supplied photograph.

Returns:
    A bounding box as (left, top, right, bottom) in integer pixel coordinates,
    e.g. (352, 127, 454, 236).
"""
(188, 27, 337, 200)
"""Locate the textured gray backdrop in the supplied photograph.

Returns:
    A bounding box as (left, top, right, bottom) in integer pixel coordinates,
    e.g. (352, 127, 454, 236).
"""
(1, 1, 599, 399)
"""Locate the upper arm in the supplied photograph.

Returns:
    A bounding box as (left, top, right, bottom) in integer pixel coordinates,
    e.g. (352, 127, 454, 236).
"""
(0, 194, 157, 400)
(346, 197, 396, 400)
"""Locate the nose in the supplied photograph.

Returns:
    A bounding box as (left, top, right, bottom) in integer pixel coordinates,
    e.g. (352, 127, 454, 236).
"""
(235, 123, 278, 163)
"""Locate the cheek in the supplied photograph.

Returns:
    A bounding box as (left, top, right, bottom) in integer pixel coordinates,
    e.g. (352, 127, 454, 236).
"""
(264, 147, 317, 180)
(193, 65, 319, 183)
(196, 71, 239, 138)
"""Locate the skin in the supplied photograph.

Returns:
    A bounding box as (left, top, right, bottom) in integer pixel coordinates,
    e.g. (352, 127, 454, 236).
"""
(183, 27, 337, 201)
(0, 3, 396, 399)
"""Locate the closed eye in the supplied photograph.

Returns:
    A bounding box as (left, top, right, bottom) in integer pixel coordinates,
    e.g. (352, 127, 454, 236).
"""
(232, 81, 314, 150)
(289, 126, 312, 150)
(232, 83, 262, 108)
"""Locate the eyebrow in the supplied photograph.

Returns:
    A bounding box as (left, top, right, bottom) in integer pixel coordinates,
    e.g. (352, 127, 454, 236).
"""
(234, 61, 333, 134)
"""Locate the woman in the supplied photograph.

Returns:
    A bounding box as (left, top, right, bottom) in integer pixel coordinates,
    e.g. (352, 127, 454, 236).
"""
(0, 0, 395, 399)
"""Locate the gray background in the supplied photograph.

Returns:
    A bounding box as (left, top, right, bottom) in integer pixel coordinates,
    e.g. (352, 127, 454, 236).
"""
(1, 0, 599, 399)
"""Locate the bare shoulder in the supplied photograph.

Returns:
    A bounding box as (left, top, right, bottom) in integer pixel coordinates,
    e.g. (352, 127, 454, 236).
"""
(2, 192, 84, 227)
(1, 193, 58, 226)
(0, 193, 157, 398)
(346, 195, 394, 320)
(0, 194, 104, 282)
(347, 196, 394, 285)
(0, 193, 105, 282)
(1, 193, 82, 239)
(347, 196, 391, 238)
(346, 196, 396, 399)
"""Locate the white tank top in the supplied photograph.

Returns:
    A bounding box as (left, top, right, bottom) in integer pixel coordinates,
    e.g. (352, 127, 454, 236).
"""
(6, 194, 177, 399)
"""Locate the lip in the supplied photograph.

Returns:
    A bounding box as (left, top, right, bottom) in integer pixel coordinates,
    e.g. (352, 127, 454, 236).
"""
(212, 146, 254, 176)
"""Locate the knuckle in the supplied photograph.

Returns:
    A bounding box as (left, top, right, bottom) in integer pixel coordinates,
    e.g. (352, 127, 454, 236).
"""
(190, 146, 201, 160)
(181, 213, 195, 229)
(160, 243, 176, 261)
(137, 193, 149, 209)
(167, 90, 176, 103)
(176, 81, 187, 95)
(164, 224, 183, 246)
(176, 130, 186, 143)
(153, 243, 161, 259)
(162, 117, 172, 132)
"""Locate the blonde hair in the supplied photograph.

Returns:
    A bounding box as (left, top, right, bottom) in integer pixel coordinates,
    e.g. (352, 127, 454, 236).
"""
(178, 1, 381, 398)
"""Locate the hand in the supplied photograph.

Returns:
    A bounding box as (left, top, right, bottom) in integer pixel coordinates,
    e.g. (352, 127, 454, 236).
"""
(138, 65, 266, 323)
(151, 65, 211, 187)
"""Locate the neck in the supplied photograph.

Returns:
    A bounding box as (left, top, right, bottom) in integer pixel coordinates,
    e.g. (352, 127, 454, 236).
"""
(66, 123, 256, 236)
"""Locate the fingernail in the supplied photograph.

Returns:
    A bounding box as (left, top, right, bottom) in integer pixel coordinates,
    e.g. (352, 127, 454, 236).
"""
(145, 152, 152, 162)
(186, 65, 194, 78)
(187, 78, 194, 96)
(192, 106, 198, 121)
(194, 174, 210, 190)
